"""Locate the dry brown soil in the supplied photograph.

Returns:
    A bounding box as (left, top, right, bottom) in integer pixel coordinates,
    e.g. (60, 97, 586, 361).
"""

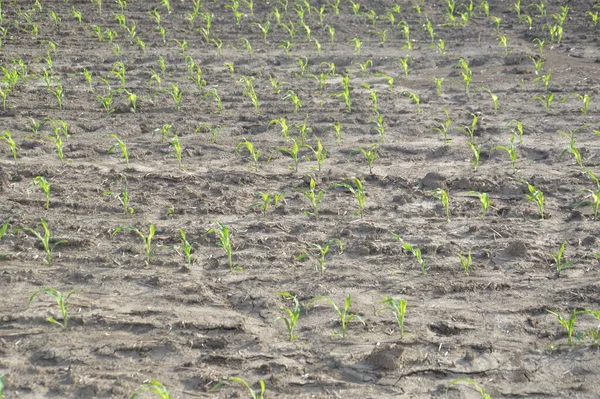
(1, 0, 600, 398)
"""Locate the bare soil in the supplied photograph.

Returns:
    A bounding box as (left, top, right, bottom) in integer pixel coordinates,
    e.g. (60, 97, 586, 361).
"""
(1, 1, 600, 398)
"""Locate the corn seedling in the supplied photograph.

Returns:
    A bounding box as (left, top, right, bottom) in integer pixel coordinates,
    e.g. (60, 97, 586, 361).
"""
(269, 117, 290, 139)
(29, 288, 75, 329)
(30, 176, 50, 209)
(294, 176, 326, 219)
(17, 219, 66, 264)
(239, 37, 253, 56)
(323, 294, 365, 338)
(550, 242, 574, 278)
(433, 109, 452, 143)
(284, 90, 302, 113)
(529, 56, 544, 76)
(533, 71, 551, 91)
(392, 233, 428, 275)
(334, 177, 366, 217)
(104, 184, 134, 214)
(96, 91, 114, 114)
(0, 217, 12, 240)
(434, 77, 444, 95)
(468, 142, 481, 171)
(0, 374, 4, 399)
(47, 78, 64, 109)
(480, 87, 499, 114)
(457, 252, 472, 276)
(277, 292, 301, 340)
(348, 37, 362, 55)
(279, 139, 303, 172)
(107, 134, 130, 168)
(589, 11, 599, 27)
(304, 138, 327, 172)
(153, 124, 172, 143)
(205, 88, 223, 113)
(558, 126, 585, 168)
(398, 57, 409, 77)
(449, 378, 491, 399)
(371, 113, 386, 143)
(456, 58, 472, 94)
(493, 135, 519, 174)
(206, 221, 235, 270)
(211, 378, 265, 399)
(468, 191, 490, 218)
(130, 380, 171, 399)
(547, 309, 582, 345)
(506, 120, 525, 144)
(0, 131, 17, 161)
(170, 135, 183, 168)
(574, 179, 600, 220)
(532, 92, 554, 113)
(269, 75, 286, 94)
(236, 140, 261, 171)
(375, 73, 394, 91)
(377, 296, 407, 338)
(113, 224, 157, 267)
(431, 188, 450, 222)
(353, 144, 378, 175)
(175, 229, 194, 270)
(402, 91, 421, 114)
(523, 180, 545, 219)
(332, 121, 342, 143)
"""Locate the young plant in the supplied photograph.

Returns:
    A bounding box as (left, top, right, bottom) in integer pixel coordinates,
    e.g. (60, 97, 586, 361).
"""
(532, 92, 554, 112)
(236, 140, 261, 172)
(468, 142, 481, 171)
(433, 109, 451, 143)
(457, 252, 472, 276)
(523, 180, 545, 219)
(461, 113, 478, 143)
(104, 185, 134, 214)
(113, 224, 157, 267)
(304, 138, 326, 172)
(433, 77, 444, 95)
(402, 91, 421, 114)
(546, 309, 581, 345)
(0, 130, 17, 161)
(323, 294, 365, 338)
(549, 242, 574, 278)
(334, 177, 366, 217)
(108, 134, 130, 168)
(575, 176, 600, 220)
(456, 58, 473, 94)
(170, 135, 183, 168)
(175, 229, 194, 270)
(493, 135, 519, 174)
(130, 380, 172, 399)
(211, 378, 265, 399)
(17, 219, 66, 264)
(205, 88, 223, 113)
(279, 139, 303, 172)
(377, 296, 407, 338)
(432, 188, 450, 222)
(449, 378, 491, 399)
(250, 192, 284, 216)
(30, 176, 51, 209)
(167, 83, 183, 111)
(277, 292, 301, 340)
(0, 217, 12, 240)
(206, 221, 235, 270)
(29, 288, 75, 329)
(283, 90, 302, 113)
(480, 87, 499, 114)
(506, 120, 524, 144)
(398, 57, 409, 77)
(296, 238, 343, 273)
(467, 191, 490, 218)
(294, 176, 326, 218)
(353, 144, 378, 175)
(392, 233, 428, 275)
(332, 121, 342, 143)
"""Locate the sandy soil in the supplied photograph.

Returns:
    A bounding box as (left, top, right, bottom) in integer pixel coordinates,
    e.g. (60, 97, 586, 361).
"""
(1, 0, 600, 398)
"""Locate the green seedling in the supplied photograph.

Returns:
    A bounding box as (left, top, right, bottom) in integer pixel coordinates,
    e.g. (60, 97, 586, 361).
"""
(296, 56, 308, 77)
(353, 144, 378, 175)
(529, 55, 544, 76)
(402, 91, 421, 114)
(334, 177, 366, 217)
(29, 287, 75, 329)
(104, 185, 134, 214)
(0, 131, 17, 161)
(574, 179, 600, 220)
(449, 378, 491, 399)
(506, 120, 524, 144)
(461, 113, 478, 143)
(558, 126, 585, 168)
(0, 374, 4, 399)
(269, 117, 290, 139)
(468, 142, 481, 171)
(589, 11, 599, 27)
(175, 229, 194, 270)
(377, 296, 407, 338)
(108, 134, 130, 168)
(467, 191, 490, 218)
(253, 20, 270, 43)
(269, 75, 286, 94)
(296, 238, 343, 273)
(96, 91, 114, 114)
(211, 378, 265, 399)
(398, 57, 409, 77)
(304, 138, 327, 171)
(30, 176, 51, 209)
(532, 92, 554, 112)
(332, 121, 342, 143)
(456, 58, 473, 93)
(480, 87, 499, 114)
(374, 73, 394, 91)
(433, 109, 452, 143)
(17, 219, 66, 264)
(294, 176, 326, 219)
(27, 117, 44, 139)
(523, 180, 545, 219)
(167, 83, 183, 111)
(277, 292, 301, 340)
(236, 140, 261, 172)
(283, 90, 302, 113)
(348, 37, 362, 55)
(549, 241, 574, 278)
(432, 188, 450, 222)
(206, 221, 235, 270)
(205, 88, 223, 113)
(392, 233, 428, 275)
(533, 71, 551, 91)
(371, 113, 385, 143)
(153, 124, 172, 143)
(170, 135, 183, 168)
(547, 309, 582, 345)
(0, 217, 12, 240)
(434, 77, 444, 95)
(45, 134, 64, 163)
(47, 78, 64, 109)
(250, 192, 284, 216)
(113, 224, 157, 267)
(457, 252, 472, 276)
(130, 380, 171, 399)
(494, 135, 519, 173)
(279, 139, 303, 172)
(323, 294, 365, 338)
